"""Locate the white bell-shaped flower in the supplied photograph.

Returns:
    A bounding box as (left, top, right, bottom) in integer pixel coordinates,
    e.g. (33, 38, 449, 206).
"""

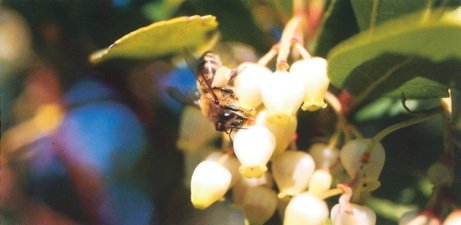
(399, 210, 441, 225)
(290, 57, 329, 111)
(242, 186, 278, 225)
(309, 143, 339, 169)
(261, 71, 304, 117)
(234, 62, 272, 110)
(284, 192, 329, 225)
(399, 210, 419, 225)
(190, 161, 232, 209)
(205, 152, 241, 187)
(256, 110, 297, 156)
(340, 138, 385, 181)
(233, 125, 276, 178)
(308, 169, 333, 196)
(330, 202, 376, 225)
(232, 172, 273, 207)
(272, 151, 315, 199)
(183, 147, 215, 188)
(443, 210, 461, 225)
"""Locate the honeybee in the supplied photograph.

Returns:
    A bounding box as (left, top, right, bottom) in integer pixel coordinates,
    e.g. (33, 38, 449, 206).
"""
(194, 52, 249, 135)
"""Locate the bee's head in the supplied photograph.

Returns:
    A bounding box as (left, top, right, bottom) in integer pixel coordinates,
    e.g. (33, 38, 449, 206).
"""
(215, 112, 247, 132)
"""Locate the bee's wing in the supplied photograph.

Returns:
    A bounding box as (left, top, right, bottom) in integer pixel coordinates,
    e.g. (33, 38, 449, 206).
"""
(166, 86, 200, 107)
(183, 48, 200, 74)
(182, 49, 220, 103)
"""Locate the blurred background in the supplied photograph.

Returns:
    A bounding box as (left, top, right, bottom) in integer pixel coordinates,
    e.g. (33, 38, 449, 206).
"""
(1, 1, 460, 225)
(0, 1, 280, 224)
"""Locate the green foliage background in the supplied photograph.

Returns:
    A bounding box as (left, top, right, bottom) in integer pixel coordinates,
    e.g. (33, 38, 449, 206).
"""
(2, 0, 460, 224)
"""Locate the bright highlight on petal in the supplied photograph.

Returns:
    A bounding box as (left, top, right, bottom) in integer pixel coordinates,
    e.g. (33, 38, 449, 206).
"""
(256, 110, 297, 156)
(290, 57, 329, 111)
(308, 169, 332, 196)
(191, 161, 232, 209)
(261, 71, 304, 117)
(233, 125, 276, 178)
(330, 203, 376, 225)
(205, 152, 241, 187)
(284, 192, 329, 225)
(272, 151, 315, 199)
(443, 210, 461, 225)
(234, 62, 272, 110)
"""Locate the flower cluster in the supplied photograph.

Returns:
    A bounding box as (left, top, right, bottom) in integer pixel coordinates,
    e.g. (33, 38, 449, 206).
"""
(175, 15, 456, 222)
(175, 43, 391, 224)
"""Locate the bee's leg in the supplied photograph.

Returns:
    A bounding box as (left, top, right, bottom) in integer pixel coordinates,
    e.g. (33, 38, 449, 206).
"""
(211, 86, 235, 96)
(225, 129, 233, 143)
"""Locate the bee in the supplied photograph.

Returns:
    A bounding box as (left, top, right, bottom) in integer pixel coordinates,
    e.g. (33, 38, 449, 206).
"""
(194, 52, 249, 135)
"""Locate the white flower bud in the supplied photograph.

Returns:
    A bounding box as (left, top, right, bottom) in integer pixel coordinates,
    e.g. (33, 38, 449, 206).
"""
(205, 152, 241, 187)
(234, 62, 272, 110)
(183, 147, 215, 188)
(261, 71, 304, 117)
(309, 143, 339, 169)
(340, 139, 385, 181)
(242, 186, 278, 225)
(177, 106, 217, 152)
(399, 210, 419, 225)
(427, 162, 453, 186)
(272, 151, 315, 199)
(308, 169, 333, 196)
(232, 172, 273, 207)
(191, 161, 232, 209)
(331, 203, 376, 225)
(233, 125, 276, 178)
(290, 57, 329, 111)
(256, 110, 297, 156)
(443, 210, 461, 225)
(284, 192, 329, 225)
(399, 211, 440, 225)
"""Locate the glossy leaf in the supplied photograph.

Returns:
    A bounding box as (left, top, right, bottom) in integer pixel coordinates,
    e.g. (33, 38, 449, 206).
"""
(350, 0, 430, 31)
(327, 8, 461, 102)
(311, 0, 359, 57)
(90, 15, 218, 63)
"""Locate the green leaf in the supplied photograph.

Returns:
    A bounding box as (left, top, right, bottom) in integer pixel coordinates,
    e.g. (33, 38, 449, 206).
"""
(350, 0, 431, 31)
(311, 0, 359, 57)
(89, 15, 218, 63)
(327, 8, 461, 103)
